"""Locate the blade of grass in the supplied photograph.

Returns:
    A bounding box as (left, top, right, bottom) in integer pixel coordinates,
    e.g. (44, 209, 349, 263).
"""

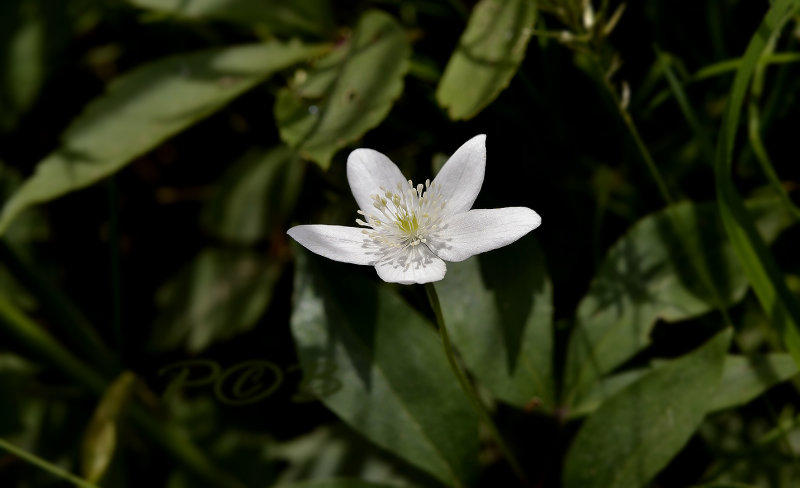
(694, 52, 800, 81)
(715, 0, 800, 365)
(0, 438, 100, 488)
(747, 31, 800, 220)
(0, 295, 246, 488)
(0, 240, 117, 372)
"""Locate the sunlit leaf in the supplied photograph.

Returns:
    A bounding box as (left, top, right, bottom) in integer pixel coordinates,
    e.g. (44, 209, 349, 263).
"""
(290, 250, 479, 487)
(275, 10, 410, 169)
(434, 236, 554, 410)
(151, 248, 283, 353)
(562, 198, 795, 405)
(710, 353, 798, 411)
(129, 0, 335, 38)
(435, 0, 536, 120)
(570, 353, 798, 419)
(0, 164, 48, 312)
(563, 329, 731, 488)
(200, 145, 303, 245)
(0, 40, 327, 235)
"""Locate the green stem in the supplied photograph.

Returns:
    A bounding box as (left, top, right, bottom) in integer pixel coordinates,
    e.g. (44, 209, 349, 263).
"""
(0, 438, 100, 488)
(599, 73, 674, 205)
(0, 294, 106, 394)
(425, 283, 529, 485)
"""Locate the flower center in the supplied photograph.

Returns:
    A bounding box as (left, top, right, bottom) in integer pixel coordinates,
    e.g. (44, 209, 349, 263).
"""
(356, 179, 447, 254)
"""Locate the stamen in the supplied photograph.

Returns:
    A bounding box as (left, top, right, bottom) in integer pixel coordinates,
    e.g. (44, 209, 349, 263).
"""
(357, 178, 448, 258)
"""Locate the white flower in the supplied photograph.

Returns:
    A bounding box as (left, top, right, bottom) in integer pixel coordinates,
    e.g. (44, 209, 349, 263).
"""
(287, 135, 541, 284)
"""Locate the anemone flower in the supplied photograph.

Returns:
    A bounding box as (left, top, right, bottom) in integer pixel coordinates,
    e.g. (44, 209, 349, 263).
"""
(287, 135, 541, 284)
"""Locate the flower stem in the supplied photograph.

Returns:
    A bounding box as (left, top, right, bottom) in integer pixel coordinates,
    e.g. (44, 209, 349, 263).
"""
(424, 283, 529, 485)
(0, 438, 100, 488)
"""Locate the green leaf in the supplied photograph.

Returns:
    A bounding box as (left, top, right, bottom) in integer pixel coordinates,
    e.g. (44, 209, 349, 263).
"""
(129, 0, 335, 38)
(567, 368, 649, 420)
(562, 198, 795, 405)
(200, 145, 304, 245)
(290, 251, 479, 487)
(275, 10, 410, 169)
(0, 0, 72, 131)
(151, 248, 283, 353)
(81, 372, 137, 483)
(0, 40, 327, 236)
(434, 236, 554, 410)
(272, 424, 432, 486)
(714, 0, 800, 367)
(435, 0, 536, 120)
(0, 164, 48, 312)
(709, 353, 798, 412)
(563, 329, 731, 488)
(569, 353, 798, 419)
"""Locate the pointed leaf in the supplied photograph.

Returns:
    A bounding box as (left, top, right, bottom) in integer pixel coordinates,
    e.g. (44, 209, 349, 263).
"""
(435, 0, 536, 120)
(563, 198, 795, 405)
(275, 10, 410, 169)
(434, 236, 554, 410)
(570, 353, 799, 419)
(710, 353, 798, 412)
(0, 40, 327, 235)
(563, 329, 731, 488)
(290, 251, 479, 487)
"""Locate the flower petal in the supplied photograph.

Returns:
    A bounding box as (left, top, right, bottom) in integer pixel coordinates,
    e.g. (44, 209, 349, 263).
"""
(287, 225, 377, 265)
(347, 148, 407, 214)
(433, 207, 541, 262)
(432, 134, 486, 216)
(374, 248, 447, 284)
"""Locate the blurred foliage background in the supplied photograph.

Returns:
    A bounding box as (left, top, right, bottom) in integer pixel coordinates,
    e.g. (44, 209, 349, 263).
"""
(1, 0, 800, 487)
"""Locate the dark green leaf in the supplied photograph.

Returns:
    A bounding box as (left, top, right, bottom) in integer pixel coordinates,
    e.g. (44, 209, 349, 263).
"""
(434, 236, 554, 410)
(129, 0, 335, 38)
(709, 353, 798, 412)
(563, 198, 795, 405)
(200, 145, 304, 245)
(273, 424, 432, 486)
(0, 0, 72, 131)
(0, 40, 327, 235)
(435, 0, 536, 120)
(570, 353, 798, 419)
(290, 251, 479, 487)
(151, 248, 283, 353)
(563, 329, 731, 488)
(275, 10, 410, 169)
